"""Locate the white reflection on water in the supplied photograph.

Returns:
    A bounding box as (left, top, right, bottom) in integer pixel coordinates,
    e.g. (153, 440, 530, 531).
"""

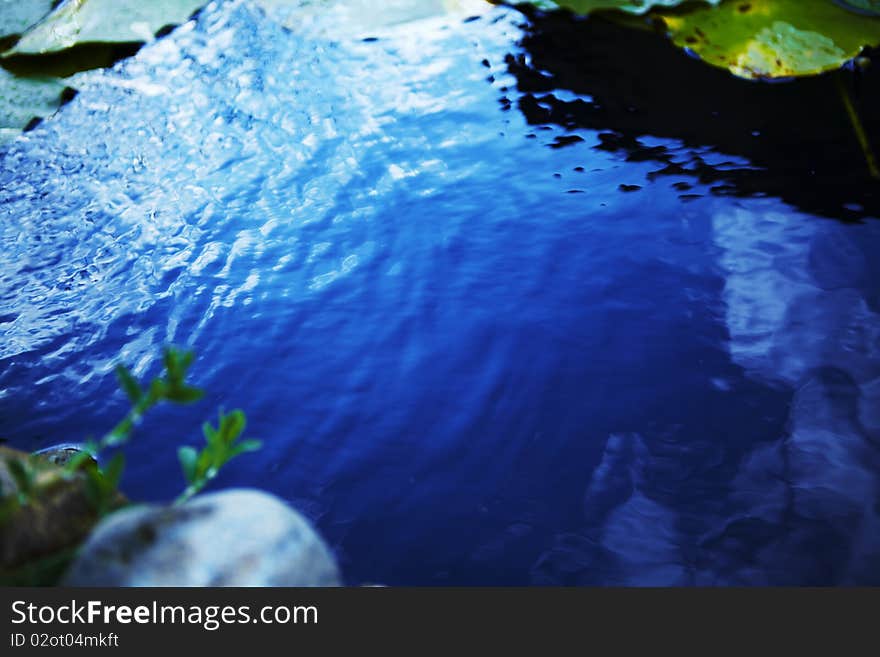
(714, 202, 880, 583)
(0, 0, 508, 380)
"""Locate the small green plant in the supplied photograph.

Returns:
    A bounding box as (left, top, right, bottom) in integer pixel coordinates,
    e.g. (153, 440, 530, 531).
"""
(2, 346, 261, 518)
(176, 409, 261, 505)
(0, 346, 261, 585)
(60, 347, 208, 514)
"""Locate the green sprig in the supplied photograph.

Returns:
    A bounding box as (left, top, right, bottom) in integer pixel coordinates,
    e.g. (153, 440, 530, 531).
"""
(175, 409, 261, 505)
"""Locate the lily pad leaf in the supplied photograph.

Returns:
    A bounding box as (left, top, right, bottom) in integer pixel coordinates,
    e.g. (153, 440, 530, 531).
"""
(6, 0, 207, 56)
(0, 68, 65, 145)
(528, 0, 722, 14)
(0, 0, 56, 41)
(657, 0, 880, 79)
(530, 0, 880, 78)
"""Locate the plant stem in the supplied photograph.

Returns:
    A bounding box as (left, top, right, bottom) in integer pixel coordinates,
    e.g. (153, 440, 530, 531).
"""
(836, 73, 880, 181)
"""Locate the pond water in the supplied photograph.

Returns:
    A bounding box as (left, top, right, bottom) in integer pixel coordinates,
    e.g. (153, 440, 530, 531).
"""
(1, 0, 879, 585)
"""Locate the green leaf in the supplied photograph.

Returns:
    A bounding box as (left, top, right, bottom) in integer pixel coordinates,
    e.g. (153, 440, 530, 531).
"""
(147, 377, 166, 401)
(64, 450, 94, 473)
(531, 0, 880, 79)
(163, 347, 197, 392)
(655, 0, 880, 79)
(5, 457, 34, 496)
(202, 420, 218, 443)
(6, 0, 208, 56)
(178, 349, 194, 371)
(163, 347, 179, 379)
(164, 358, 179, 386)
(102, 452, 125, 490)
(230, 439, 263, 458)
(115, 364, 143, 403)
(105, 417, 133, 447)
(177, 446, 198, 483)
(218, 410, 246, 445)
(0, 68, 65, 145)
(83, 467, 104, 508)
(195, 448, 213, 479)
(0, 0, 55, 40)
(166, 385, 204, 404)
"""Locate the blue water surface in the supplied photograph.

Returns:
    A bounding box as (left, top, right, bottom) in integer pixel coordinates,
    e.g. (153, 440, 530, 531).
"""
(1, 0, 879, 585)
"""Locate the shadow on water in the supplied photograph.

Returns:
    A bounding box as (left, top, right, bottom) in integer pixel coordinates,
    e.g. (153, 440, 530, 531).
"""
(503, 5, 880, 222)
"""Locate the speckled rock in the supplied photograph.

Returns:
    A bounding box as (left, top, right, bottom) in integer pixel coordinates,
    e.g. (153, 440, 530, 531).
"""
(33, 443, 96, 468)
(0, 445, 103, 580)
(62, 488, 341, 586)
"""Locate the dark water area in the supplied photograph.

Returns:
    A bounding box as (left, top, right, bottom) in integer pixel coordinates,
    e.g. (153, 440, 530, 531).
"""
(510, 8, 880, 222)
(1, 0, 879, 585)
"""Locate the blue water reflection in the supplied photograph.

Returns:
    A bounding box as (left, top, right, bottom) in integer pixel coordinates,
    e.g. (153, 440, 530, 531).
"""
(0, 0, 878, 584)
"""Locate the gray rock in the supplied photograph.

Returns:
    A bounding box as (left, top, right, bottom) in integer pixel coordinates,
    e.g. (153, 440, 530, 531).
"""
(63, 488, 341, 586)
(33, 443, 96, 468)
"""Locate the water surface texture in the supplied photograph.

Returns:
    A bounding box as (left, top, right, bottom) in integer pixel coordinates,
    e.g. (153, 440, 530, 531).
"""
(1, 0, 880, 584)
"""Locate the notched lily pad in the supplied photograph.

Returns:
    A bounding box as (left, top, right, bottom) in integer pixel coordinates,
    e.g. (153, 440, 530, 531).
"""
(0, 67, 65, 145)
(6, 0, 207, 56)
(0, 0, 55, 41)
(660, 0, 880, 79)
(526, 0, 880, 78)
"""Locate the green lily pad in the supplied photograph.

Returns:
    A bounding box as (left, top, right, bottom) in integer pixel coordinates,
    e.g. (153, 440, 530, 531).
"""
(6, 0, 207, 56)
(528, 0, 880, 78)
(0, 67, 65, 145)
(657, 0, 880, 79)
(0, 0, 55, 40)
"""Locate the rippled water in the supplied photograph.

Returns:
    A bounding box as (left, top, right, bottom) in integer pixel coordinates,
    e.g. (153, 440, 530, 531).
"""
(1, 0, 879, 585)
